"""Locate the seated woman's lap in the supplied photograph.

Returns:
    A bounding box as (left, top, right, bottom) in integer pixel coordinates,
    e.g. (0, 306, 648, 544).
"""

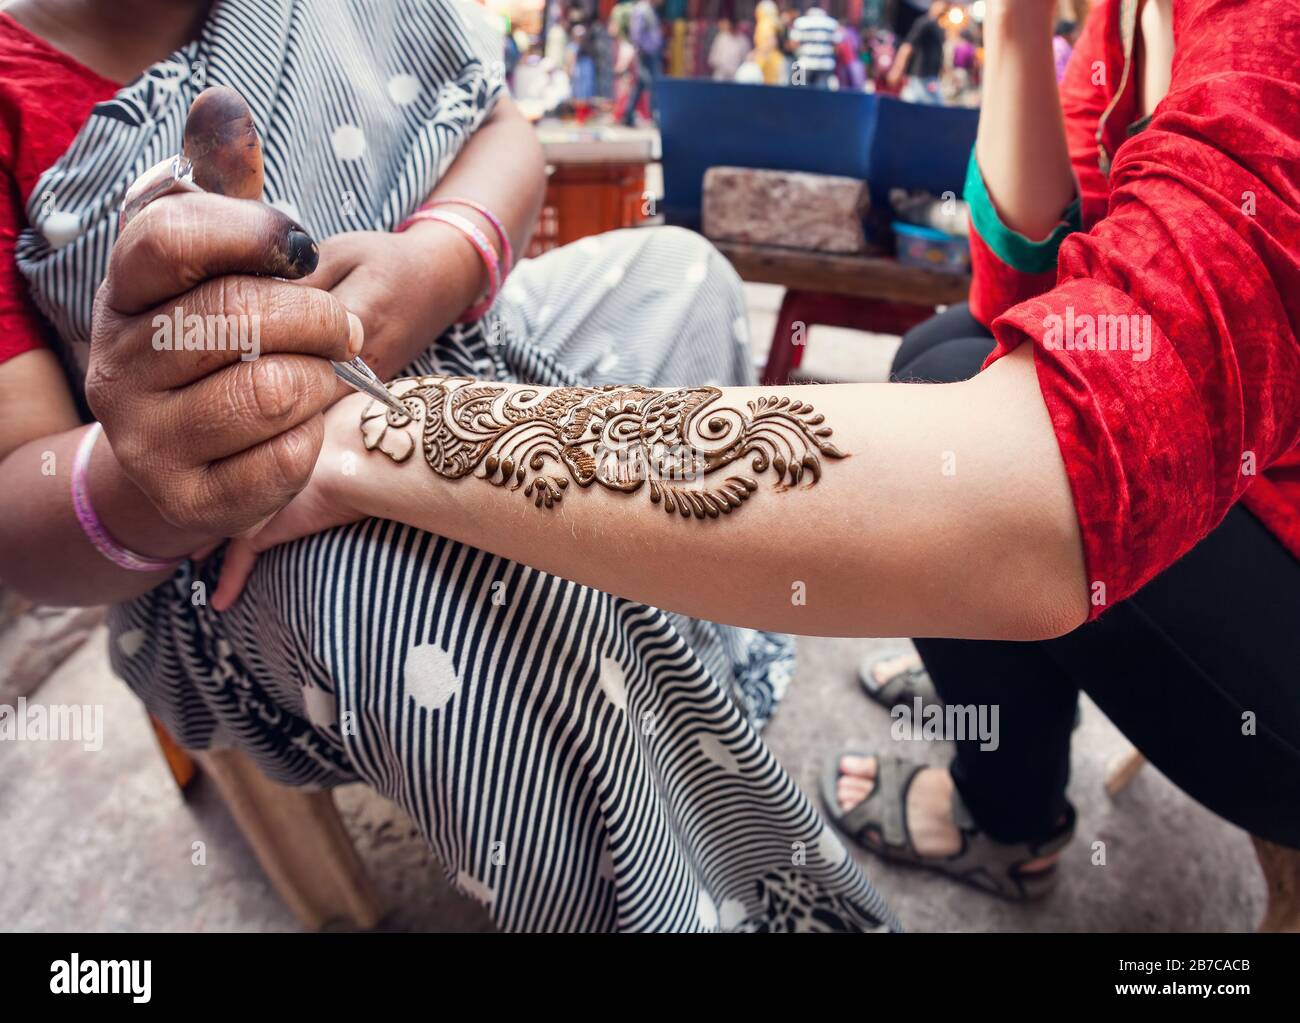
(890, 301, 993, 383)
(495, 225, 754, 389)
(897, 303, 1300, 849)
(111, 228, 895, 931)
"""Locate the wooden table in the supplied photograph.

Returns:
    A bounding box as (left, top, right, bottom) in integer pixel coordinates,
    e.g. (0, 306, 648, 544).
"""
(713, 241, 972, 385)
(526, 122, 660, 258)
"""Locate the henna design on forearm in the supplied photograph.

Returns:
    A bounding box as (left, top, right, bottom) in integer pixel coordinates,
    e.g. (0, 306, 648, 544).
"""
(360, 375, 846, 519)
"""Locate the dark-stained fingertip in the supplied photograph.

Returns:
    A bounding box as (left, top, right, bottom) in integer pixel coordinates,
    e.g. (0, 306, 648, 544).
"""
(287, 229, 320, 275)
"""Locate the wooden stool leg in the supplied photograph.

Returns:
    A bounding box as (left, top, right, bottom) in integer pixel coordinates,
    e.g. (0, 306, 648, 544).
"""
(148, 716, 198, 792)
(1104, 748, 1147, 798)
(195, 748, 382, 931)
(1253, 835, 1300, 933)
(760, 290, 803, 386)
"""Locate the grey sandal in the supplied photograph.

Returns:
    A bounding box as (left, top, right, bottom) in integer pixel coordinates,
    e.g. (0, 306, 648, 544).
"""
(858, 653, 938, 710)
(821, 750, 1075, 902)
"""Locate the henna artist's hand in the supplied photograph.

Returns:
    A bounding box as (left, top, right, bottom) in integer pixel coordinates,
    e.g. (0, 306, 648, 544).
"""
(88, 86, 366, 540)
(87, 187, 364, 538)
(299, 223, 490, 397)
(212, 391, 373, 609)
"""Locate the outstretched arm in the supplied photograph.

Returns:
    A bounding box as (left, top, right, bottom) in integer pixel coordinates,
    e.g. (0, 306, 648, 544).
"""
(223, 343, 1089, 641)
(974, 0, 1076, 240)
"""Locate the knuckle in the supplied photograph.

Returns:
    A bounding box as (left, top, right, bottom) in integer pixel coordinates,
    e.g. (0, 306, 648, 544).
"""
(88, 306, 177, 415)
(213, 274, 262, 321)
(247, 356, 300, 422)
(266, 419, 321, 494)
(111, 420, 181, 498)
(299, 358, 338, 410)
(147, 468, 203, 530)
(108, 430, 146, 477)
(119, 200, 189, 275)
(202, 462, 274, 533)
(83, 358, 119, 421)
(166, 488, 208, 533)
(90, 283, 115, 336)
(86, 307, 129, 414)
(292, 287, 349, 359)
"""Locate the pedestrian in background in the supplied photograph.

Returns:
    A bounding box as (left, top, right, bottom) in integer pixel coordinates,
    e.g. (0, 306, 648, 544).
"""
(888, 0, 948, 104)
(790, 5, 841, 89)
(622, 0, 664, 125)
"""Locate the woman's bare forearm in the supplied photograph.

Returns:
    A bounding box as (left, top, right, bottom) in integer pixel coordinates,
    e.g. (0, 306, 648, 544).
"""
(328, 345, 1089, 640)
(887, 43, 912, 85)
(426, 95, 546, 268)
(976, 1, 1077, 240)
(0, 426, 210, 606)
(0, 349, 205, 606)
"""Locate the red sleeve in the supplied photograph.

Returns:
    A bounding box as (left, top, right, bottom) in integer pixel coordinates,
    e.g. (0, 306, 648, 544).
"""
(984, 0, 1300, 615)
(0, 165, 46, 365)
(966, 226, 1058, 330)
(0, 10, 120, 368)
(1058, 6, 1115, 233)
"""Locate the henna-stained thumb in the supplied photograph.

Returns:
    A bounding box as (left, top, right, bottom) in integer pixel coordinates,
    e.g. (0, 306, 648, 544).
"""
(183, 86, 265, 200)
(280, 227, 320, 277)
(183, 85, 320, 278)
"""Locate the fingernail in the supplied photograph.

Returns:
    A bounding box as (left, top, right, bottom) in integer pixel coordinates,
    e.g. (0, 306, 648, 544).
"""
(346, 312, 364, 357)
(286, 229, 319, 275)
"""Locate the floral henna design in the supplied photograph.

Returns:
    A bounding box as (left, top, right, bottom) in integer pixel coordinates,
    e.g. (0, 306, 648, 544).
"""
(360, 375, 846, 518)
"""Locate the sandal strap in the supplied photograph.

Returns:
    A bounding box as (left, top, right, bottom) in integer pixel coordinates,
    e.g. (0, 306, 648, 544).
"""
(951, 790, 1076, 859)
(825, 749, 1077, 902)
(871, 667, 923, 703)
(860, 657, 937, 709)
(946, 790, 1077, 899)
(839, 754, 927, 850)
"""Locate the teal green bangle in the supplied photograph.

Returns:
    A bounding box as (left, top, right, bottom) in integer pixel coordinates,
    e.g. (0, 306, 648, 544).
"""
(963, 149, 1081, 275)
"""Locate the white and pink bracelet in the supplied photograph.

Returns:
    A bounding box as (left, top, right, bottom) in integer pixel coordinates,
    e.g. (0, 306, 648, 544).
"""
(72, 423, 182, 574)
(397, 199, 510, 323)
(420, 197, 514, 274)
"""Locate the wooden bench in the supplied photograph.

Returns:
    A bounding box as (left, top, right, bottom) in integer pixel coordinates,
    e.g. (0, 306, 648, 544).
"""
(713, 241, 972, 386)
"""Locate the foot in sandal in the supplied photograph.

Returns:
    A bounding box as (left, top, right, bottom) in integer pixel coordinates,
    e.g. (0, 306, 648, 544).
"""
(822, 752, 1074, 901)
(858, 652, 938, 710)
(859, 653, 1083, 731)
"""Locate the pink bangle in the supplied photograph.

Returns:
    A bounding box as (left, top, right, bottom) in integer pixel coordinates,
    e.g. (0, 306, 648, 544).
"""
(398, 208, 500, 322)
(420, 198, 514, 273)
(72, 423, 182, 574)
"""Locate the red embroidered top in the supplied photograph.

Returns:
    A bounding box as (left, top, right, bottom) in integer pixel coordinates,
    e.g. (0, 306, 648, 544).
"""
(966, 0, 1300, 614)
(0, 13, 116, 364)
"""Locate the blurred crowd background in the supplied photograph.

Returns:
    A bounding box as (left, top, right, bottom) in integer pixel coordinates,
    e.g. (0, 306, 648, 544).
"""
(483, 0, 1092, 122)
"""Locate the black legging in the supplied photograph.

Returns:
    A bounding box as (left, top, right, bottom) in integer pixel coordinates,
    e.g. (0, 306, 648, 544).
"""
(892, 303, 1300, 850)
